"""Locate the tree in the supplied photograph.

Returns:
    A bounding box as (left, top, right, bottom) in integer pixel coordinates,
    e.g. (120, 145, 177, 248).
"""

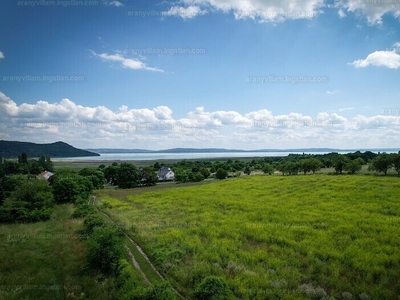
(345, 158, 364, 174)
(215, 168, 228, 180)
(332, 154, 350, 174)
(52, 174, 93, 203)
(309, 158, 323, 174)
(244, 166, 251, 175)
(368, 153, 392, 175)
(86, 225, 124, 275)
(174, 169, 189, 183)
(79, 168, 105, 189)
(105, 165, 119, 185)
(299, 159, 312, 175)
(18, 152, 28, 164)
(262, 163, 274, 175)
(391, 153, 400, 176)
(140, 167, 158, 186)
(200, 168, 210, 179)
(117, 163, 140, 189)
(0, 179, 54, 223)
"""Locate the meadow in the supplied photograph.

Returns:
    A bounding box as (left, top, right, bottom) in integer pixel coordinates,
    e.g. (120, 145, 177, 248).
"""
(0, 204, 148, 300)
(96, 175, 400, 300)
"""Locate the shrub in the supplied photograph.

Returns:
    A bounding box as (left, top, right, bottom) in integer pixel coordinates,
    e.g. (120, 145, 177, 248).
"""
(194, 276, 231, 300)
(83, 213, 106, 235)
(86, 225, 124, 275)
(215, 169, 228, 180)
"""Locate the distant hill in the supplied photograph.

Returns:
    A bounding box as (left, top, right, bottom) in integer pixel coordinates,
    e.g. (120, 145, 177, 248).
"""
(86, 147, 400, 154)
(86, 147, 347, 154)
(0, 140, 100, 158)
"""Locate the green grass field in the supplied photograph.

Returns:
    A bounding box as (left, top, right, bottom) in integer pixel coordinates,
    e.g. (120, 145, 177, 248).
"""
(96, 175, 400, 300)
(0, 204, 148, 300)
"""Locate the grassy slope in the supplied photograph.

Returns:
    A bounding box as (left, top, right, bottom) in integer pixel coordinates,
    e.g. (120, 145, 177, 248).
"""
(97, 175, 400, 300)
(0, 204, 146, 300)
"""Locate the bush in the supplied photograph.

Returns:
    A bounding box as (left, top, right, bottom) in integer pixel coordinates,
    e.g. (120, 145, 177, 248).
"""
(194, 276, 231, 300)
(86, 225, 124, 275)
(83, 213, 106, 235)
(72, 202, 96, 218)
(215, 169, 228, 180)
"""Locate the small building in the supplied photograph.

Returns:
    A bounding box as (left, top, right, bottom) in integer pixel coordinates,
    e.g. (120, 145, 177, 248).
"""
(157, 166, 175, 181)
(36, 170, 55, 181)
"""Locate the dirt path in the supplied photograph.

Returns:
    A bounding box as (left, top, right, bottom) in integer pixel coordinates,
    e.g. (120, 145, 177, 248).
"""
(89, 196, 185, 299)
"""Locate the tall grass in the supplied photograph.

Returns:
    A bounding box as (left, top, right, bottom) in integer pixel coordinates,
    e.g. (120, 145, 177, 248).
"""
(97, 175, 400, 299)
(0, 204, 119, 300)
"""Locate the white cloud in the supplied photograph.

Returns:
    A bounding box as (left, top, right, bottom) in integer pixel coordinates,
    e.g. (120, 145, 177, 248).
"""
(338, 8, 346, 18)
(91, 51, 164, 72)
(107, 0, 123, 7)
(169, 0, 325, 22)
(326, 90, 340, 94)
(1, 91, 400, 149)
(0, 51, 4, 59)
(338, 0, 400, 24)
(350, 50, 400, 69)
(164, 6, 208, 19)
(337, 107, 354, 112)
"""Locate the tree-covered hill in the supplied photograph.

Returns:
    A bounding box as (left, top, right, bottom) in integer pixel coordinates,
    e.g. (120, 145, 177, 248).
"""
(0, 140, 100, 158)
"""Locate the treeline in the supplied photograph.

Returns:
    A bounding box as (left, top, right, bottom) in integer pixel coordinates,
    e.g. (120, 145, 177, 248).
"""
(0, 153, 54, 176)
(97, 151, 400, 189)
(0, 166, 104, 224)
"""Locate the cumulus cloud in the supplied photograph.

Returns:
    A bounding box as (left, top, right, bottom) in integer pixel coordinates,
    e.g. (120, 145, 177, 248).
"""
(0, 51, 4, 59)
(166, 0, 324, 22)
(350, 49, 400, 69)
(1, 91, 399, 149)
(160, 0, 400, 24)
(338, 0, 400, 24)
(90, 50, 164, 72)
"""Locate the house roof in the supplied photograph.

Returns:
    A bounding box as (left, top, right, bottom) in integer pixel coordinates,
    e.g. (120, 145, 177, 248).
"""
(36, 171, 54, 180)
(157, 166, 173, 177)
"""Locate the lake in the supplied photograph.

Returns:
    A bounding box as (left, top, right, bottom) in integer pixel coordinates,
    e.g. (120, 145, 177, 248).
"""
(53, 150, 397, 161)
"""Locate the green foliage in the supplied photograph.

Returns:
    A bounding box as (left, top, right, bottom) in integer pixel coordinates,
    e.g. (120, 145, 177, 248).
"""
(139, 282, 177, 300)
(368, 153, 392, 175)
(262, 163, 274, 175)
(0, 204, 118, 300)
(194, 276, 231, 300)
(244, 166, 251, 175)
(86, 224, 124, 275)
(140, 167, 158, 186)
(79, 167, 105, 189)
(52, 174, 93, 203)
(174, 168, 189, 183)
(117, 163, 140, 189)
(299, 158, 323, 174)
(97, 175, 400, 299)
(105, 164, 119, 185)
(83, 213, 107, 235)
(332, 154, 350, 174)
(200, 167, 211, 179)
(345, 158, 364, 174)
(0, 140, 98, 158)
(215, 168, 228, 180)
(72, 200, 96, 218)
(0, 178, 54, 223)
(392, 153, 400, 175)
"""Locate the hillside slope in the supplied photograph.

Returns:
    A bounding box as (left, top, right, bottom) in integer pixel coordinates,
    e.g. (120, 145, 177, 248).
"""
(0, 140, 100, 158)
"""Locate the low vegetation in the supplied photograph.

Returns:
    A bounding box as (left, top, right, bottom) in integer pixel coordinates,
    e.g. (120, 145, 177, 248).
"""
(97, 175, 400, 299)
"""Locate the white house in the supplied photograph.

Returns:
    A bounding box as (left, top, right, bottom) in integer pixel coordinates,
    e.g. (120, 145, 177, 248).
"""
(157, 166, 175, 181)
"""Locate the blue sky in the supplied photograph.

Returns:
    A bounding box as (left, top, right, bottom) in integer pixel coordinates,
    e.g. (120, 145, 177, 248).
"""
(0, 0, 399, 150)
